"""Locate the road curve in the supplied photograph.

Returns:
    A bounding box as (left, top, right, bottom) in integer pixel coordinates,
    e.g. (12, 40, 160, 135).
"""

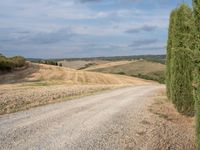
(0, 85, 162, 150)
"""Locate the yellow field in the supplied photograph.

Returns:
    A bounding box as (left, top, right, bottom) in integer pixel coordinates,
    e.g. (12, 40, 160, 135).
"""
(0, 62, 152, 114)
(0, 62, 149, 85)
(84, 60, 134, 71)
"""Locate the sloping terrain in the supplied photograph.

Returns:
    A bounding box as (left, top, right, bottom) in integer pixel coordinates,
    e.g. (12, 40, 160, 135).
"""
(83, 60, 134, 71)
(0, 62, 148, 85)
(0, 62, 151, 114)
(58, 60, 109, 70)
(88, 60, 165, 83)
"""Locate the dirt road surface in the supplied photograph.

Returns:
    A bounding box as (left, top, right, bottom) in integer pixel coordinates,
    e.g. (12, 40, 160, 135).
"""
(0, 85, 189, 150)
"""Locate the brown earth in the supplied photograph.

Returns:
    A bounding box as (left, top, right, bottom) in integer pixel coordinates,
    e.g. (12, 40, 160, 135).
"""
(147, 88, 195, 150)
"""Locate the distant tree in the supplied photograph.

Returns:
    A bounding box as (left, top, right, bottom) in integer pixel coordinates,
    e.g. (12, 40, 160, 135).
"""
(166, 9, 177, 100)
(193, 0, 200, 149)
(170, 4, 194, 115)
(10, 56, 26, 68)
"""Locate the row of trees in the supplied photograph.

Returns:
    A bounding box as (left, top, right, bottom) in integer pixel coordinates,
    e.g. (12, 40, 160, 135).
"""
(166, 1, 200, 148)
(0, 54, 26, 72)
(38, 60, 62, 66)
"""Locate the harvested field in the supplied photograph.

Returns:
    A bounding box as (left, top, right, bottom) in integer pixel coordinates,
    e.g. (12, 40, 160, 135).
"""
(88, 60, 165, 83)
(83, 60, 134, 71)
(0, 63, 149, 85)
(0, 62, 151, 114)
(0, 84, 121, 114)
(58, 60, 109, 70)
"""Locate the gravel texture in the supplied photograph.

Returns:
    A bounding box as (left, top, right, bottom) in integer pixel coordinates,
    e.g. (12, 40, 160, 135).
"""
(0, 85, 160, 150)
(0, 85, 194, 150)
(0, 84, 119, 114)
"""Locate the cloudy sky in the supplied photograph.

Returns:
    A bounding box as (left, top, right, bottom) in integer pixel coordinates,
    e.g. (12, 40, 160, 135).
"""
(0, 0, 192, 58)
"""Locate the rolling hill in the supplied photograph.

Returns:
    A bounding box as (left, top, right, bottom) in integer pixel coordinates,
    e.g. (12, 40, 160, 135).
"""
(0, 62, 149, 85)
(0, 62, 152, 114)
(86, 60, 166, 83)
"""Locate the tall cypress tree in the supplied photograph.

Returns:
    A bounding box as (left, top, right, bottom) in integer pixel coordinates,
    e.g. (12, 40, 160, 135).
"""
(170, 3, 194, 115)
(193, 0, 200, 149)
(166, 9, 177, 100)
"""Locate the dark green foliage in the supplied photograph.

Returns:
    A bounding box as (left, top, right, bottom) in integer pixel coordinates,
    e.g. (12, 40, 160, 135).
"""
(193, 62, 200, 149)
(38, 60, 58, 66)
(0, 54, 26, 72)
(193, 0, 200, 33)
(173, 4, 195, 49)
(132, 72, 165, 84)
(166, 9, 177, 99)
(10, 56, 26, 68)
(169, 4, 194, 115)
(171, 48, 194, 115)
(193, 0, 200, 149)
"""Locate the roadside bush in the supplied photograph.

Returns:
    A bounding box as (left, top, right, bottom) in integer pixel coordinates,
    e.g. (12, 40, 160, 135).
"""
(11, 56, 26, 68)
(0, 54, 26, 72)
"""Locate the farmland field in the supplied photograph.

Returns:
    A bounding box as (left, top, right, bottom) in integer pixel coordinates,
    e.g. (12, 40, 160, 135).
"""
(87, 60, 165, 83)
(0, 62, 150, 114)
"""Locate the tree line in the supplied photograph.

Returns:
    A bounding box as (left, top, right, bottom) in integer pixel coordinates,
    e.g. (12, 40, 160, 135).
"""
(166, 1, 200, 149)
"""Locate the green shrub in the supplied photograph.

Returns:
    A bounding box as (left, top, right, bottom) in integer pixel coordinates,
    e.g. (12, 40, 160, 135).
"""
(38, 60, 58, 66)
(10, 56, 26, 68)
(0, 54, 26, 72)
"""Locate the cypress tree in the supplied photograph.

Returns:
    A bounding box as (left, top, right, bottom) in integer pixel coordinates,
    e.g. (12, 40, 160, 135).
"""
(170, 4, 194, 115)
(193, 0, 200, 148)
(166, 9, 177, 100)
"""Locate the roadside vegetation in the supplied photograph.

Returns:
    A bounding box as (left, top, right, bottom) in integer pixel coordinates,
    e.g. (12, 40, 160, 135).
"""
(166, 1, 200, 149)
(0, 54, 26, 72)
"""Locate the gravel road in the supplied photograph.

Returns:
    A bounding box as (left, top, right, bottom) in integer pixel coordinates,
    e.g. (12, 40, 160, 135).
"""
(0, 85, 162, 150)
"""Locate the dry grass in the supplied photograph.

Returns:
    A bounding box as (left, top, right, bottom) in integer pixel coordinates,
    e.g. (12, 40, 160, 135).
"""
(88, 60, 165, 83)
(84, 60, 134, 71)
(58, 60, 109, 70)
(147, 88, 195, 150)
(0, 62, 149, 85)
(0, 84, 122, 115)
(0, 62, 151, 114)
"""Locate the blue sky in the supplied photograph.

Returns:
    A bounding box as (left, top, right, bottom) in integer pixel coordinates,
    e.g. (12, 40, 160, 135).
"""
(0, 0, 192, 58)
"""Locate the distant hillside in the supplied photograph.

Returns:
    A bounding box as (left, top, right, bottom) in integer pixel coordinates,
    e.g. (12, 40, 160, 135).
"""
(87, 60, 165, 83)
(0, 62, 150, 85)
(27, 55, 166, 64)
